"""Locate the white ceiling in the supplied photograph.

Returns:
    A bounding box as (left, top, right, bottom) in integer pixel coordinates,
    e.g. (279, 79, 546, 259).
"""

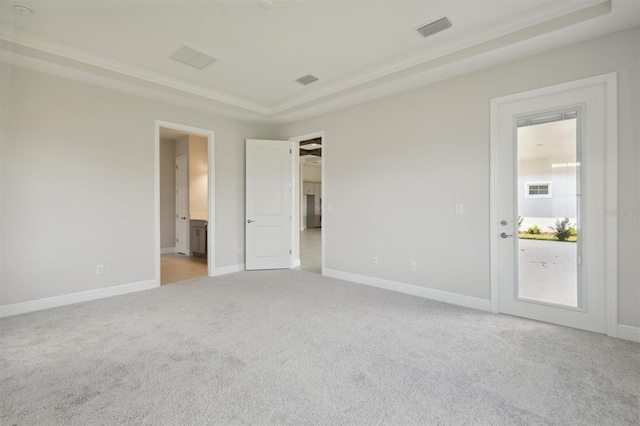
(1, 0, 638, 122)
(518, 119, 577, 162)
(300, 143, 321, 151)
(301, 155, 322, 166)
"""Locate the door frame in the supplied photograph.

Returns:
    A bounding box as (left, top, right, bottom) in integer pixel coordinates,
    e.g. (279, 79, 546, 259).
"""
(289, 131, 326, 273)
(154, 120, 215, 284)
(489, 73, 618, 337)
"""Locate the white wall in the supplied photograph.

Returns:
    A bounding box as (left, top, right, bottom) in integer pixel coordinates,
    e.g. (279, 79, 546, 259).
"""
(518, 172, 578, 221)
(159, 138, 176, 249)
(188, 135, 208, 219)
(1, 27, 638, 329)
(0, 64, 276, 306)
(302, 164, 322, 183)
(279, 27, 640, 327)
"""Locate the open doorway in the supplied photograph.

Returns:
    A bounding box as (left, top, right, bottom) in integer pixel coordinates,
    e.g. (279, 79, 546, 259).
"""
(290, 132, 324, 275)
(156, 122, 215, 285)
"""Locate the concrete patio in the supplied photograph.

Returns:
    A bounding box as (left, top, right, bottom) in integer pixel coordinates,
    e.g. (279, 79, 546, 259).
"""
(518, 239, 578, 306)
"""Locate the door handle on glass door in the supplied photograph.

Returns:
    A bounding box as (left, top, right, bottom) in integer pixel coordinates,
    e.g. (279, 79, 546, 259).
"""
(500, 232, 513, 238)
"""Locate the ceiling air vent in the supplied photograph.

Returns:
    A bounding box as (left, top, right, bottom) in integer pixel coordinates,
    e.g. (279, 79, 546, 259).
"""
(296, 74, 319, 85)
(170, 46, 217, 70)
(415, 17, 452, 38)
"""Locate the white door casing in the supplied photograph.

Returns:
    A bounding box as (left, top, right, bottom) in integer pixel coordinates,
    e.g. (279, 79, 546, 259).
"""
(175, 155, 189, 255)
(155, 120, 215, 287)
(245, 139, 292, 270)
(490, 73, 618, 335)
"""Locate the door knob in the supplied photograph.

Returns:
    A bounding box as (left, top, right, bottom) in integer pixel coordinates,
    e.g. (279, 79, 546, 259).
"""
(181, 216, 186, 220)
(247, 219, 255, 223)
(500, 232, 513, 238)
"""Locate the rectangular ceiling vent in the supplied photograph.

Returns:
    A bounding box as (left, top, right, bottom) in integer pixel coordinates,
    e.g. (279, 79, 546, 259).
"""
(171, 46, 217, 70)
(415, 17, 452, 38)
(296, 74, 319, 85)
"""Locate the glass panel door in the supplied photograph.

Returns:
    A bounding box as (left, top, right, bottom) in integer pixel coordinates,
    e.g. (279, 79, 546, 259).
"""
(516, 114, 581, 308)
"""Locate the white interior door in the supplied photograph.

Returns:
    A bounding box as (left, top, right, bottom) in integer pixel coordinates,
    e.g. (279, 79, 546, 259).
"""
(175, 155, 189, 255)
(245, 139, 291, 270)
(493, 78, 612, 334)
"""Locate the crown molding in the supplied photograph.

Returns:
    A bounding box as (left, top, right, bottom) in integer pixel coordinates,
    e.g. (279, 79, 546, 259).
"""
(0, 49, 272, 123)
(0, 25, 270, 115)
(0, 0, 628, 124)
(268, 0, 612, 116)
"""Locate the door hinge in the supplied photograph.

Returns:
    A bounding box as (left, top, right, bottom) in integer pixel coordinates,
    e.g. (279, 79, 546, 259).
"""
(290, 249, 292, 254)
(176, 238, 179, 242)
(290, 149, 292, 154)
(176, 165, 178, 169)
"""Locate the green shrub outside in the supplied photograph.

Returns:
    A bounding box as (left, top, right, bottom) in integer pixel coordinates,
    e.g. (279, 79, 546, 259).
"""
(550, 217, 573, 241)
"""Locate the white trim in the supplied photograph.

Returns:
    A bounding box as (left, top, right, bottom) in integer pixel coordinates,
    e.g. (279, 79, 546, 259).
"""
(0, 280, 157, 318)
(617, 324, 640, 343)
(0, 51, 268, 123)
(289, 139, 300, 268)
(604, 76, 618, 337)
(324, 268, 491, 312)
(161, 247, 176, 255)
(155, 120, 216, 284)
(212, 263, 245, 276)
(0, 1, 614, 123)
(268, 2, 611, 116)
(0, 28, 268, 115)
(489, 72, 618, 336)
(489, 97, 500, 314)
(288, 131, 326, 274)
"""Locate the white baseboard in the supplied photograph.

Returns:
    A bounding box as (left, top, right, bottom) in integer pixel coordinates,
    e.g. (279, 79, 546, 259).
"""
(212, 263, 245, 276)
(161, 247, 176, 254)
(323, 268, 491, 312)
(617, 324, 640, 343)
(0, 279, 158, 318)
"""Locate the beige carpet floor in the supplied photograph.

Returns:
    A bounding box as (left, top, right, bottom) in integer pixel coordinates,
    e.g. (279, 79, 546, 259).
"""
(1, 270, 639, 425)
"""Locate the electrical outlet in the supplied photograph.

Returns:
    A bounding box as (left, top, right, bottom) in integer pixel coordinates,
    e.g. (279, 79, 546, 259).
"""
(410, 262, 417, 272)
(455, 204, 464, 215)
(96, 264, 104, 275)
(237, 246, 243, 254)
(372, 257, 378, 266)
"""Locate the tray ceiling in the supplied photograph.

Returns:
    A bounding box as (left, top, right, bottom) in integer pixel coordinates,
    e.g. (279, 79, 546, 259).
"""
(0, 0, 638, 122)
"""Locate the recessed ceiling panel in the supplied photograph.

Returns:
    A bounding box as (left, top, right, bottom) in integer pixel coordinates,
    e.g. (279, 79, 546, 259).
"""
(0, 0, 633, 116)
